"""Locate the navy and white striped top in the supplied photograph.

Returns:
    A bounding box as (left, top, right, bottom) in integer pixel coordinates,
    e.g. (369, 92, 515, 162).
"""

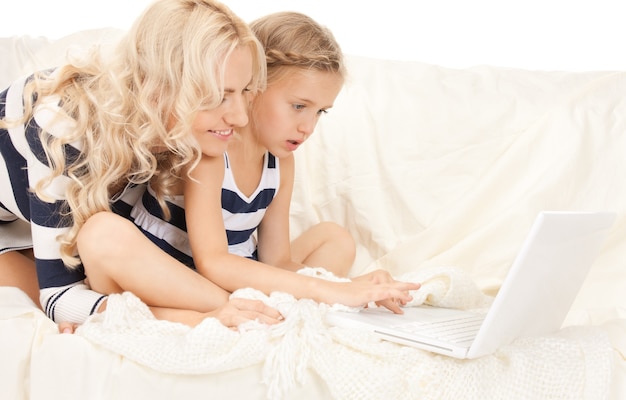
(0, 74, 145, 323)
(131, 151, 280, 265)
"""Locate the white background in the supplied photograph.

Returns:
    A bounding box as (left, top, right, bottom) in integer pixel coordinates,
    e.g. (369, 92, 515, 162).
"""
(2, 0, 626, 71)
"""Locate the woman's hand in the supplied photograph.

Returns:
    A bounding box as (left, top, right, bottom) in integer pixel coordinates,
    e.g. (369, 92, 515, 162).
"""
(151, 299, 283, 328)
(207, 297, 284, 329)
(332, 269, 421, 313)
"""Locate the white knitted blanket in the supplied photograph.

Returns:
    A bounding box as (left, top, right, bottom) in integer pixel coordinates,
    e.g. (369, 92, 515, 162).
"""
(77, 267, 613, 400)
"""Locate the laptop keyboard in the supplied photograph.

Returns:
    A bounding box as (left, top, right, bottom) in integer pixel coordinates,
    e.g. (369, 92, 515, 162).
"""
(389, 314, 485, 343)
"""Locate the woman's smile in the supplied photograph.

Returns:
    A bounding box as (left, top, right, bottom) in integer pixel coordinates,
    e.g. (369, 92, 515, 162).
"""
(209, 128, 234, 140)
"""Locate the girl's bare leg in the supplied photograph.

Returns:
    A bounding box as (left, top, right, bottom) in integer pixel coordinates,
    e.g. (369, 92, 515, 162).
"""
(290, 221, 356, 277)
(0, 249, 40, 308)
(76, 211, 230, 312)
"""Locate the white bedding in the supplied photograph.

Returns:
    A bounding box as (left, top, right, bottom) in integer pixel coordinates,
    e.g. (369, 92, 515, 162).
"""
(2, 268, 622, 399)
(1, 28, 625, 399)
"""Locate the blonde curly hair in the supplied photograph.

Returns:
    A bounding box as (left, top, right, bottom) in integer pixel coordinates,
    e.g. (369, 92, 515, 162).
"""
(16, 0, 266, 267)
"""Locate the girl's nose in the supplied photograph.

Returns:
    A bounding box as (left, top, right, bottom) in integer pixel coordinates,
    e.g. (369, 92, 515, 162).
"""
(298, 115, 316, 136)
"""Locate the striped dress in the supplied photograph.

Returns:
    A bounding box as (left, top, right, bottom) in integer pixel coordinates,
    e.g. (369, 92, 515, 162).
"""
(0, 74, 145, 323)
(131, 151, 280, 266)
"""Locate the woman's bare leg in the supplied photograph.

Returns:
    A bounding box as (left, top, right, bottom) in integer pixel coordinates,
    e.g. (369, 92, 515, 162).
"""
(0, 249, 40, 308)
(77, 212, 230, 312)
(290, 221, 356, 277)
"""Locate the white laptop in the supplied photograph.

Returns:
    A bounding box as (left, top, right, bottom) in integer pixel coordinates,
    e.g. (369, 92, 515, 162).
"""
(326, 211, 616, 359)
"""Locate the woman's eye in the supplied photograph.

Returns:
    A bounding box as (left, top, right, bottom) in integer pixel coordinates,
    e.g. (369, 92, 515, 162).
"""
(317, 109, 329, 115)
(216, 94, 228, 104)
(293, 104, 305, 111)
(199, 102, 216, 110)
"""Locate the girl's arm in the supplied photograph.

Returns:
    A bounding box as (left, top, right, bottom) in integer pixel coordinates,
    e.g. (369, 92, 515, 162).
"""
(184, 154, 318, 294)
(185, 155, 420, 311)
(254, 154, 303, 271)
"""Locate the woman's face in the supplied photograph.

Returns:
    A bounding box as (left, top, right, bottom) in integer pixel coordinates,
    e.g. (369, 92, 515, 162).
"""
(250, 68, 343, 159)
(190, 46, 254, 157)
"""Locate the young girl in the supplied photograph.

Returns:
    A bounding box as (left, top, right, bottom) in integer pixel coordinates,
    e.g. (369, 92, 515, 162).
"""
(79, 11, 420, 314)
(0, 0, 282, 329)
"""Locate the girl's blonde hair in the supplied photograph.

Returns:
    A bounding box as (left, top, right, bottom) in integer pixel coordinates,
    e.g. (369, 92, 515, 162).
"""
(249, 11, 346, 84)
(14, 0, 266, 266)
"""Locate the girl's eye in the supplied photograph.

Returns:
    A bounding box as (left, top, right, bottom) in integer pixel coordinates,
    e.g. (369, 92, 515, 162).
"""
(293, 104, 305, 111)
(317, 109, 329, 116)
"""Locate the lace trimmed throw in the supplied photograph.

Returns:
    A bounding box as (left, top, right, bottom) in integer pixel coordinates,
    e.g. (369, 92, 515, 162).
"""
(77, 267, 613, 400)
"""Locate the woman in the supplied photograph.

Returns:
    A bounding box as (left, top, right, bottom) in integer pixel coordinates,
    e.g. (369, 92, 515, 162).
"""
(0, 0, 281, 329)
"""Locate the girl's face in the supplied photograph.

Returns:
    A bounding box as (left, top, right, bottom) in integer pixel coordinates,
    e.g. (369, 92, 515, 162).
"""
(191, 46, 254, 157)
(251, 68, 343, 158)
